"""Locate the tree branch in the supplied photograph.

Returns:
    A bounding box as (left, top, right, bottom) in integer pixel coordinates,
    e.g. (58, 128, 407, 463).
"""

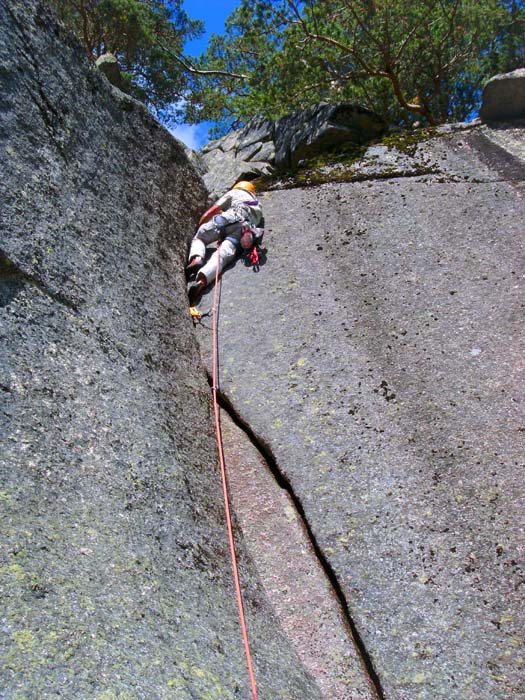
(394, 5, 435, 64)
(436, 0, 461, 53)
(76, 0, 94, 58)
(288, 1, 383, 77)
(156, 40, 248, 80)
(287, 0, 434, 121)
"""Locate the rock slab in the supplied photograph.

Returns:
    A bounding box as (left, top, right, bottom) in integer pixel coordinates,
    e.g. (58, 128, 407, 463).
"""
(196, 127, 525, 700)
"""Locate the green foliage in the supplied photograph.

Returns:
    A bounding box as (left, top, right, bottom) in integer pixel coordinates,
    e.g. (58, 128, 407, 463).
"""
(51, 0, 203, 124)
(482, 0, 525, 75)
(184, 0, 524, 133)
(50, 0, 525, 133)
(183, 1, 293, 132)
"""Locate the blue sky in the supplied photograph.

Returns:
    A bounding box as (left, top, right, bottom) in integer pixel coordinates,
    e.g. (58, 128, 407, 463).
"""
(169, 0, 241, 150)
(184, 0, 241, 55)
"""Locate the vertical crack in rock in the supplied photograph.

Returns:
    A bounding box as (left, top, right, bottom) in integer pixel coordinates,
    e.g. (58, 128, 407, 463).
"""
(214, 387, 385, 700)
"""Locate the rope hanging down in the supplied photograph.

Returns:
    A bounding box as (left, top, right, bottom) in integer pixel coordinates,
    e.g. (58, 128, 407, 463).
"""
(210, 246, 258, 700)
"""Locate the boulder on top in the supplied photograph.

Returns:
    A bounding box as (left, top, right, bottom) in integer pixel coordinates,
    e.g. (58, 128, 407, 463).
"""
(95, 52, 122, 89)
(479, 68, 525, 123)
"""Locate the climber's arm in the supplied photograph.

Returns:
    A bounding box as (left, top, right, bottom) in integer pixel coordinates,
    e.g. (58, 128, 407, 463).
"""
(198, 192, 233, 226)
(198, 204, 222, 226)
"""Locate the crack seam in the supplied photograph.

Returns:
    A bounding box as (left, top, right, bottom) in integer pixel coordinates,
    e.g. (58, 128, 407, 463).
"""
(211, 380, 386, 700)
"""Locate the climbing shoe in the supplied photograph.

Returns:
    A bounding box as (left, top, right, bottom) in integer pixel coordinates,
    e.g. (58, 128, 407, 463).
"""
(187, 279, 205, 306)
(185, 256, 203, 275)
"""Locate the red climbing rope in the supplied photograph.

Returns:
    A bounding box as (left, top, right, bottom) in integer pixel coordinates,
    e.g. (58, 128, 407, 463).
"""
(210, 246, 258, 700)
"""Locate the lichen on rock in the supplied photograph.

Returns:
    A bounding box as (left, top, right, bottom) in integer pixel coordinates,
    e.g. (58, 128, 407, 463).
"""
(0, 2, 322, 699)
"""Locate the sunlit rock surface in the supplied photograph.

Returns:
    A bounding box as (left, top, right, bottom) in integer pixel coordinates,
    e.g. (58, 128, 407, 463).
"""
(195, 123, 525, 700)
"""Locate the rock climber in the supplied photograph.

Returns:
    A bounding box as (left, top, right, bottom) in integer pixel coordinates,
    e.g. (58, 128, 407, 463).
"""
(186, 181, 264, 305)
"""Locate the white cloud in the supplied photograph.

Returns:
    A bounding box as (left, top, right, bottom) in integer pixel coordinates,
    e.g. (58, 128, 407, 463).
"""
(168, 123, 199, 150)
(169, 122, 209, 150)
(165, 99, 212, 150)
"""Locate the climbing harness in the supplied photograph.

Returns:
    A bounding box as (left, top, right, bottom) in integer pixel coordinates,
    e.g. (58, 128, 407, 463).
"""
(240, 225, 255, 252)
(210, 245, 258, 700)
(238, 221, 263, 272)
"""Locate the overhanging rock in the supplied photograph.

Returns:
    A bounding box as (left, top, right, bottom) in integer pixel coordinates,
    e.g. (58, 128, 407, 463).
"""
(200, 103, 385, 198)
(275, 102, 385, 168)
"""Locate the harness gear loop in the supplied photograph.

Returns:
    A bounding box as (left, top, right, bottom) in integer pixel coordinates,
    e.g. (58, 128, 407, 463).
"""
(211, 246, 258, 700)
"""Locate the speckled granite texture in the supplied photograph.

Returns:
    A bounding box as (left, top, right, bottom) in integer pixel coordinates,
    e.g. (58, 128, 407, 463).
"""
(196, 127, 525, 700)
(0, 2, 322, 698)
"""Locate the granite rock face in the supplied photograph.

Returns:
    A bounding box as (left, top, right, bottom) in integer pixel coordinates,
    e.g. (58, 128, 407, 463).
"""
(479, 68, 525, 122)
(201, 104, 385, 198)
(195, 123, 525, 699)
(0, 2, 321, 699)
(200, 117, 275, 199)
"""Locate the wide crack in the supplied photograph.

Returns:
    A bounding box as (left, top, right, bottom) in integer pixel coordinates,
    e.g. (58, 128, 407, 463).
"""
(214, 385, 385, 700)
